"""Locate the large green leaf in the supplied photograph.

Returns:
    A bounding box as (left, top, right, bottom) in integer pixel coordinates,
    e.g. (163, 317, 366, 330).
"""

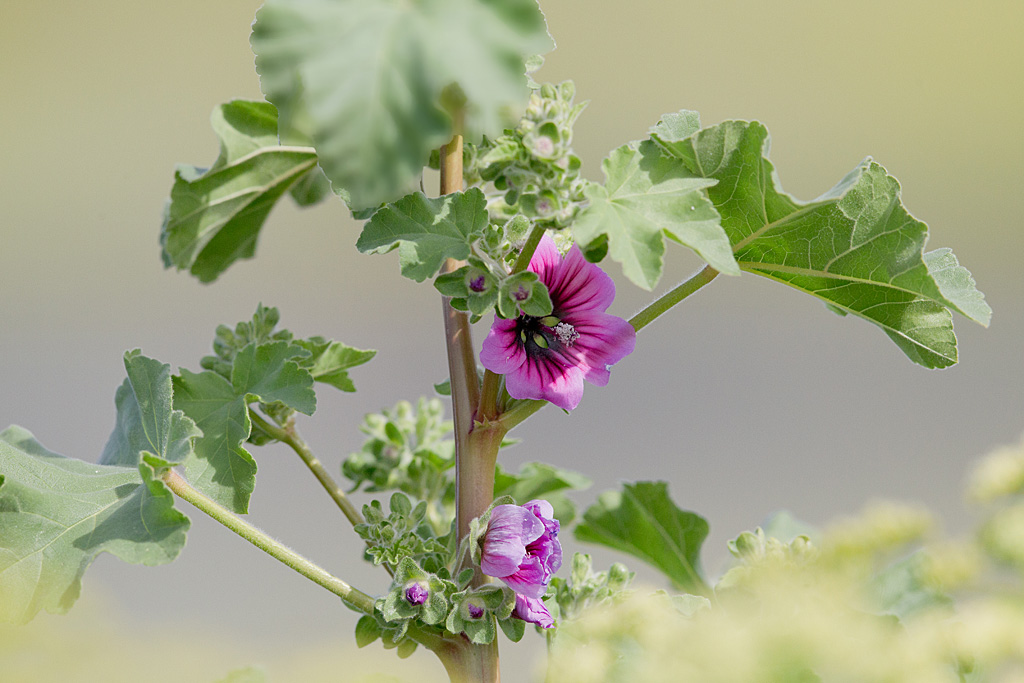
(161, 100, 324, 282)
(356, 189, 490, 281)
(251, 0, 552, 210)
(574, 140, 739, 290)
(575, 481, 709, 594)
(173, 341, 316, 513)
(0, 427, 190, 624)
(651, 117, 991, 368)
(100, 350, 202, 467)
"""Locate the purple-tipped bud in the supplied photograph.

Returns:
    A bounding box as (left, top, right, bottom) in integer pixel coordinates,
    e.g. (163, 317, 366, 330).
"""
(479, 500, 562, 599)
(513, 285, 530, 302)
(404, 582, 429, 606)
(469, 275, 487, 293)
(467, 602, 484, 620)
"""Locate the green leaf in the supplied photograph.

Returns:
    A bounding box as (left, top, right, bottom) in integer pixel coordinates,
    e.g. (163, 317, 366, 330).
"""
(574, 141, 739, 290)
(650, 109, 702, 141)
(356, 189, 490, 282)
(173, 341, 316, 513)
(0, 427, 190, 624)
(575, 481, 709, 594)
(867, 551, 952, 621)
(294, 337, 376, 392)
(354, 615, 382, 648)
(161, 100, 323, 282)
(493, 461, 591, 526)
(100, 351, 202, 467)
(251, 0, 552, 210)
(653, 118, 991, 368)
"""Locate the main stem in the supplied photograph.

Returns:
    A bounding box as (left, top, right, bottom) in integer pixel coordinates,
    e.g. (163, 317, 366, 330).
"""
(438, 132, 501, 683)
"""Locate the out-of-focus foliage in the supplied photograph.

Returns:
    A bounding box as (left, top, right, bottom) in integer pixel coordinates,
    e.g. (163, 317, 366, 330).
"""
(548, 437, 1024, 683)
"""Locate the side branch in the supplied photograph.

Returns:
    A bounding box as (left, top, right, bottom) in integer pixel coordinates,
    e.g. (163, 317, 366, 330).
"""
(162, 468, 376, 614)
(249, 409, 363, 528)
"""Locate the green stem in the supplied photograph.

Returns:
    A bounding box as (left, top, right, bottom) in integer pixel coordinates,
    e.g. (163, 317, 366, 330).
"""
(478, 224, 547, 422)
(162, 468, 376, 614)
(629, 264, 719, 332)
(509, 224, 546, 275)
(499, 264, 721, 431)
(249, 409, 364, 528)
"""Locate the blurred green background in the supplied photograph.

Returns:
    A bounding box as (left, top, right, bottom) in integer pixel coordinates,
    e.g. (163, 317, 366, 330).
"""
(1, 1, 1022, 681)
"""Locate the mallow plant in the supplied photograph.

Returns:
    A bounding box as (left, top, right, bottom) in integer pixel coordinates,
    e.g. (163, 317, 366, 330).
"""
(3, 1, 1015, 681)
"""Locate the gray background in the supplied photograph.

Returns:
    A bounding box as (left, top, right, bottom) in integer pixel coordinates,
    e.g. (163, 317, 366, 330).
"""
(2, 1, 1022, 680)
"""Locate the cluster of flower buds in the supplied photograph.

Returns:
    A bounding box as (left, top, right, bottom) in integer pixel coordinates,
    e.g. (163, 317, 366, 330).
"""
(364, 497, 563, 648)
(473, 81, 588, 231)
(547, 552, 634, 623)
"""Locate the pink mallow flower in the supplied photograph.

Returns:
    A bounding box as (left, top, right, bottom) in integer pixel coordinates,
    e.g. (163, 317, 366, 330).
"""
(480, 500, 561, 604)
(480, 234, 636, 411)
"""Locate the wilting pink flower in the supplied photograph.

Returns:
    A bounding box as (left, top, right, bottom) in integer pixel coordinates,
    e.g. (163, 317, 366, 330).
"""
(480, 234, 635, 411)
(514, 593, 554, 629)
(480, 500, 562, 600)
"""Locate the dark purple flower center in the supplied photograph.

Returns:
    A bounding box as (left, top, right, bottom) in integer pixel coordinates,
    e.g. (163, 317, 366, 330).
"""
(467, 602, 484, 620)
(469, 275, 487, 292)
(404, 582, 429, 606)
(516, 315, 578, 357)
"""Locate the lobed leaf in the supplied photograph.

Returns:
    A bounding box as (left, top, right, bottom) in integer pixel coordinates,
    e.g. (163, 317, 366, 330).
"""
(161, 100, 326, 282)
(251, 0, 553, 210)
(100, 350, 202, 467)
(574, 140, 739, 290)
(294, 337, 376, 392)
(173, 341, 316, 513)
(0, 427, 190, 624)
(575, 481, 709, 594)
(652, 117, 991, 368)
(356, 189, 490, 282)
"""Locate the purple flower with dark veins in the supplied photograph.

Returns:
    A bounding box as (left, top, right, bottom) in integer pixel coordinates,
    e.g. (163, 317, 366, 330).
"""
(480, 500, 562, 600)
(480, 234, 636, 411)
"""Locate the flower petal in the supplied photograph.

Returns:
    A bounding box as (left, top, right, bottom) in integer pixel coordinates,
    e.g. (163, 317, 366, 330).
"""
(547, 244, 617, 314)
(480, 317, 525, 375)
(505, 354, 585, 411)
(502, 555, 549, 598)
(559, 311, 636, 386)
(513, 594, 554, 628)
(480, 505, 544, 578)
(527, 233, 563, 287)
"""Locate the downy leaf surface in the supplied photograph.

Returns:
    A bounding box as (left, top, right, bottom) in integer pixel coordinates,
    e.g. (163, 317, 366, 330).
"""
(100, 350, 203, 467)
(173, 341, 316, 513)
(356, 189, 490, 282)
(651, 116, 990, 368)
(161, 100, 324, 282)
(575, 481, 709, 594)
(574, 140, 739, 290)
(251, 0, 553, 210)
(0, 425, 191, 624)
